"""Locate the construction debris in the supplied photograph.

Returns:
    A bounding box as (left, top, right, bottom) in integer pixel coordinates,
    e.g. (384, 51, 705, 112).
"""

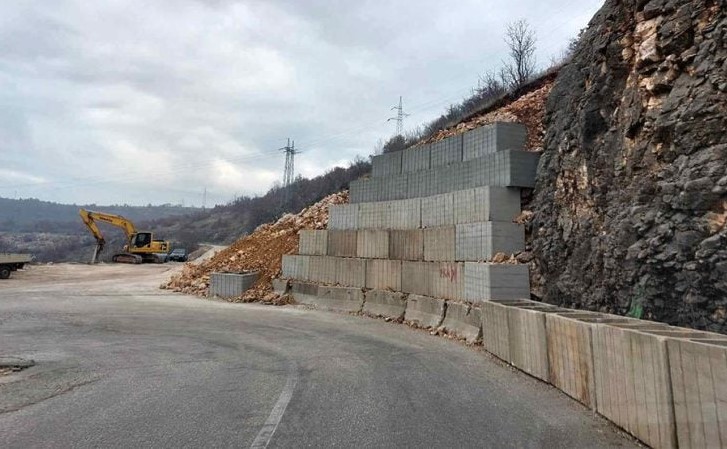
(422, 79, 554, 150)
(162, 192, 348, 303)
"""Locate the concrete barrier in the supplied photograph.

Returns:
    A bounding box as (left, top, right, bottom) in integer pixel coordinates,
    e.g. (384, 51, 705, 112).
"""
(363, 290, 407, 321)
(290, 281, 319, 304)
(371, 151, 402, 177)
(328, 204, 359, 230)
(481, 299, 539, 363)
(365, 259, 402, 291)
(209, 272, 259, 299)
(592, 323, 688, 449)
(356, 230, 389, 259)
(281, 254, 310, 280)
(336, 258, 366, 287)
(315, 285, 365, 313)
(298, 230, 328, 255)
(439, 302, 482, 344)
(423, 226, 456, 261)
(389, 230, 423, 261)
(506, 304, 561, 382)
(272, 278, 289, 295)
(668, 336, 727, 449)
(404, 295, 446, 329)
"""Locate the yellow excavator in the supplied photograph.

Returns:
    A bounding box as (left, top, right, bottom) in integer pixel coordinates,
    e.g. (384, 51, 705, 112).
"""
(79, 209, 170, 264)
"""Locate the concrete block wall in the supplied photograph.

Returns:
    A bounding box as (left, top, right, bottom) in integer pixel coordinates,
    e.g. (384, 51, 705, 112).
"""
(328, 204, 359, 230)
(371, 150, 402, 177)
(402, 145, 431, 173)
(298, 230, 328, 255)
(430, 135, 463, 168)
(463, 122, 527, 161)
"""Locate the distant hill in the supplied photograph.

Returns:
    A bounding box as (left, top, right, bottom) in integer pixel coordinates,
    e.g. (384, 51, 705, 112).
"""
(0, 197, 201, 234)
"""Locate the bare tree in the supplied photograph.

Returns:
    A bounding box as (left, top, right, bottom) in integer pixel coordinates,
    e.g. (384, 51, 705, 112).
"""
(501, 19, 537, 90)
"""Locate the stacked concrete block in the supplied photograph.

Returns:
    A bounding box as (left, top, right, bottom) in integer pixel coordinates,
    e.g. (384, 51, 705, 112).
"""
(378, 174, 408, 201)
(439, 302, 482, 344)
(404, 295, 446, 328)
(430, 135, 463, 168)
(464, 263, 530, 302)
(387, 199, 421, 229)
(290, 281, 319, 304)
(668, 337, 727, 449)
(327, 231, 358, 257)
(428, 262, 464, 300)
(298, 230, 328, 255)
(453, 186, 521, 223)
(356, 230, 389, 259)
(371, 151, 402, 177)
(402, 145, 431, 173)
(308, 256, 337, 284)
(462, 122, 527, 161)
(282, 254, 310, 280)
(363, 290, 407, 320)
(401, 261, 430, 297)
(328, 204, 359, 230)
(506, 304, 559, 382)
(423, 226, 456, 261)
(421, 193, 454, 228)
(336, 258, 366, 287)
(389, 230, 423, 260)
(350, 178, 379, 203)
(455, 222, 524, 261)
(365, 259, 402, 290)
(406, 170, 436, 199)
(209, 272, 259, 298)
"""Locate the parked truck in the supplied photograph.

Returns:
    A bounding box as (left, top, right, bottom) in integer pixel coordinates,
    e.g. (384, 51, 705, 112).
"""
(0, 253, 32, 279)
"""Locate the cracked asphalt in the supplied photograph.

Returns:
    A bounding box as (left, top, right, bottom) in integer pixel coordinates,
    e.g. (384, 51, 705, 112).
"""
(0, 263, 639, 448)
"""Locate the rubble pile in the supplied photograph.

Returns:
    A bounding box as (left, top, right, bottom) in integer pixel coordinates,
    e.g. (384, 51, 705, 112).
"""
(423, 79, 554, 150)
(163, 192, 349, 303)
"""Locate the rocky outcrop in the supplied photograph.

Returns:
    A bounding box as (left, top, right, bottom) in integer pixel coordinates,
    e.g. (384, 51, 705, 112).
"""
(532, 0, 727, 331)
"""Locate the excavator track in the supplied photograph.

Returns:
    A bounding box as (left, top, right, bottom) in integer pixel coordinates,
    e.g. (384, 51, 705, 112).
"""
(112, 253, 143, 264)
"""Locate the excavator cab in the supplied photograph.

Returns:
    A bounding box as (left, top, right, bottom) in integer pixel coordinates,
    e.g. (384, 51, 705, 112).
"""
(131, 232, 152, 248)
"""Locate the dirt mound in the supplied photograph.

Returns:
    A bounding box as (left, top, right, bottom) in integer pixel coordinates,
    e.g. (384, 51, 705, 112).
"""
(163, 192, 348, 302)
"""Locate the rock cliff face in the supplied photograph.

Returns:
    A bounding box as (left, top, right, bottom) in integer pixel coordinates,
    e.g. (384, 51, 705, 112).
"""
(532, 0, 727, 331)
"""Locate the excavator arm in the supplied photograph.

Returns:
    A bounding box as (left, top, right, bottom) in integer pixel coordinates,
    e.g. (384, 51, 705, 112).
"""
(79, 209, 138, 263)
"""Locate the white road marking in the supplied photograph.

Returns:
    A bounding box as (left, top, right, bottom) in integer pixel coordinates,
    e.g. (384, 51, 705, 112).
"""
(249, 361, 298, 448)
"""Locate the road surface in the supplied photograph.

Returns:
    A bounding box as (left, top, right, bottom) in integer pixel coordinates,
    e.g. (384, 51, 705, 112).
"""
(0, 263, 638, 448)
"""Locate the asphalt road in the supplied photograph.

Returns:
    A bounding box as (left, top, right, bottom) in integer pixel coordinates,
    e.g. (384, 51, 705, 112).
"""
(0, 263, 638, 448)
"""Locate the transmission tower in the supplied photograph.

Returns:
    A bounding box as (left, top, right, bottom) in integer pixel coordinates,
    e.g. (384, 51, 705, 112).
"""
(387, 96, 409, 136)
(278, 138, 301, 209)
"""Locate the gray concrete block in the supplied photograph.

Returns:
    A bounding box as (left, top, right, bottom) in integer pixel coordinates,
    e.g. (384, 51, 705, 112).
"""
(406, 170, 436, 199)
(453, 186, 521, 224)
(464, 263, 530, 302)
(336, 257, 367, 287)
(308, 256, 337, 284)
(439, 302, 482, 344)
(402, 145, 431, 173)
(506, 305, 551, 382)
(668, 336, 727, 449)
(371, 151, 402, 177)
(378, 174, 408, 201)
(363, 290, 407, 321)
(462, 122, 527, 161)
(433, 163, 467, 195)
(482, 300, 512, 362)
(290, 281, 319, 304)
(315, 285, 365, 312)
(327, 230, 358, 257)
(349, 178, 380, 203)
(281, 254, 310, 280)
(404, 295, 446, 329)
(421, 193, 454, 228)
(423, 226, 456, 261)
(592, 324, 686, 449)
(272, 278, 289, 295)
(387, 199, 421, 229)
(328, 204, 359, 230)
(356, 230, 389, 259)
(389, 230, 423, 261)
(428, 262, 465, 300)
(365, 259, 402, 290)
(506, 150, 540, 187)
(430, 135, 463, 168)
(401, 261, 429, 296)
(209, 272, 259, 299)
(455, 222, 525, 261)
(298, 230, 328, 255)
(359, 202, 386, 229)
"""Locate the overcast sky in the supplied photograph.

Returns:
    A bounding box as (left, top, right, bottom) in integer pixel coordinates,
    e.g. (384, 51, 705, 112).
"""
(0, 0, 604, 207)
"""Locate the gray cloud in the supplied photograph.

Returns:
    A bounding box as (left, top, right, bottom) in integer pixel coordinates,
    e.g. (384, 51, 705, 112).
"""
(0, 0, 604, 206)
